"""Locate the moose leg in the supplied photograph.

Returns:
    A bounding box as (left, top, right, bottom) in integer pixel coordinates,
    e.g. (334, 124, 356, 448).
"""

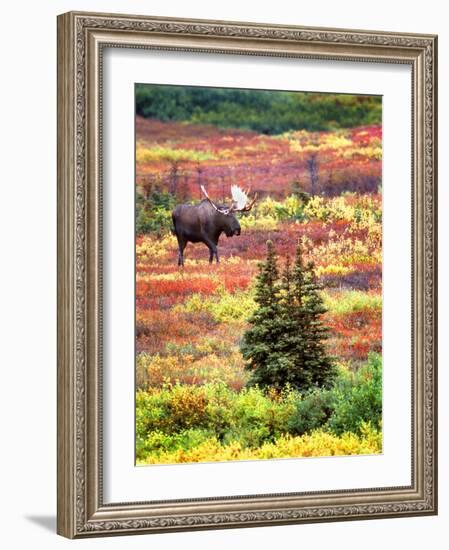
(207, 245, 218, 264)
(211, 248, 219, 264)
(204, 238, 219, 264)
(177, 238, 187, 267)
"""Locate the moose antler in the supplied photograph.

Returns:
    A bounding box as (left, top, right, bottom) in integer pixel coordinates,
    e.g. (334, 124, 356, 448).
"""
(201, 184, 257, 215)
(201, 185, 229, 213)
(230, 185, 257, 212)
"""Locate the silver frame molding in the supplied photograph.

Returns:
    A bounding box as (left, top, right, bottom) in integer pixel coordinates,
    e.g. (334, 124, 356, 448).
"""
(57, 11, 438, 539)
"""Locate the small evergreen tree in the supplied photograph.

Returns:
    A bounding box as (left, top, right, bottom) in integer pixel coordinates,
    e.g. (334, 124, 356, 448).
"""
(287, 244, 336, 389)
(240, 241, 284, 389)
(241, 241, 335, 392)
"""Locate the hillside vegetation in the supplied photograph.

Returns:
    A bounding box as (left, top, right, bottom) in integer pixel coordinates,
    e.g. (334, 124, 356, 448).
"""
(135, 87, 383, 464)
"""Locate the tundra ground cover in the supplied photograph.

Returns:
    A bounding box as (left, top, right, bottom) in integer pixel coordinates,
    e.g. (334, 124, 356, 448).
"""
(135, 112, 382, 464)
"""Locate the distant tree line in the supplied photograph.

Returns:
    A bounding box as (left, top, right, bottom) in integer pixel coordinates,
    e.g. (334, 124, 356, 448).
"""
(136, 84, 381, 134)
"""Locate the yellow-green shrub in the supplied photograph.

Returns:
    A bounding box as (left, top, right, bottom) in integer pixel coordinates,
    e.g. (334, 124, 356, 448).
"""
(322, 290, 382, 314)
(137, 425, 381, 464)
(175, 287, 256, 323)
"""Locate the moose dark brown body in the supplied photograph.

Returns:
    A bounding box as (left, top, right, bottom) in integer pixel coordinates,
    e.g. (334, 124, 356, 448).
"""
(172, 185, 256, 266)
(172, 200, 241, 266)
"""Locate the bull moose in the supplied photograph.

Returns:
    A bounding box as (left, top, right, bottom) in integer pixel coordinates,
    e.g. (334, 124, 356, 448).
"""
(172, 185, 257, 266)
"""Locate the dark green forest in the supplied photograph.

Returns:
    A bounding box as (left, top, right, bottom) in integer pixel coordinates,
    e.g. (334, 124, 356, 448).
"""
(136, 84, 382, 134)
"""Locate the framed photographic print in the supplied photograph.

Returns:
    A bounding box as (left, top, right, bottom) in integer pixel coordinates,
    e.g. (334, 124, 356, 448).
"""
(57, 11, 438, 538)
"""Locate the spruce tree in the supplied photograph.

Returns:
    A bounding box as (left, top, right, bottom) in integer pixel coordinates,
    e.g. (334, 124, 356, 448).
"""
(287, 244, 336, 389)
(241, 240, 335, 392)
(275, 254, 308, 387)
(240, 240, 284, 389)
(278, 246, 311, 388)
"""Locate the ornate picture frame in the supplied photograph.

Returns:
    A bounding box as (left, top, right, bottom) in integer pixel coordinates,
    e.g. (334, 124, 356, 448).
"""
(57, 11, 437, 538)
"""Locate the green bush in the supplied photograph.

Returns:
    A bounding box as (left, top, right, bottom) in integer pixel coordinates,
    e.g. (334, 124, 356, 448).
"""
(275, 353, 382, 437)
(136, 428, 215, 459)
(327, 353, 382, 435)
(287, 389, 334, 436)
(222, 386, 296, 445)
(136, 191, 176, 235)
(136, 385, 206, 442)
(136, 382, 298, 459)
(136, 354, 382, 462)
